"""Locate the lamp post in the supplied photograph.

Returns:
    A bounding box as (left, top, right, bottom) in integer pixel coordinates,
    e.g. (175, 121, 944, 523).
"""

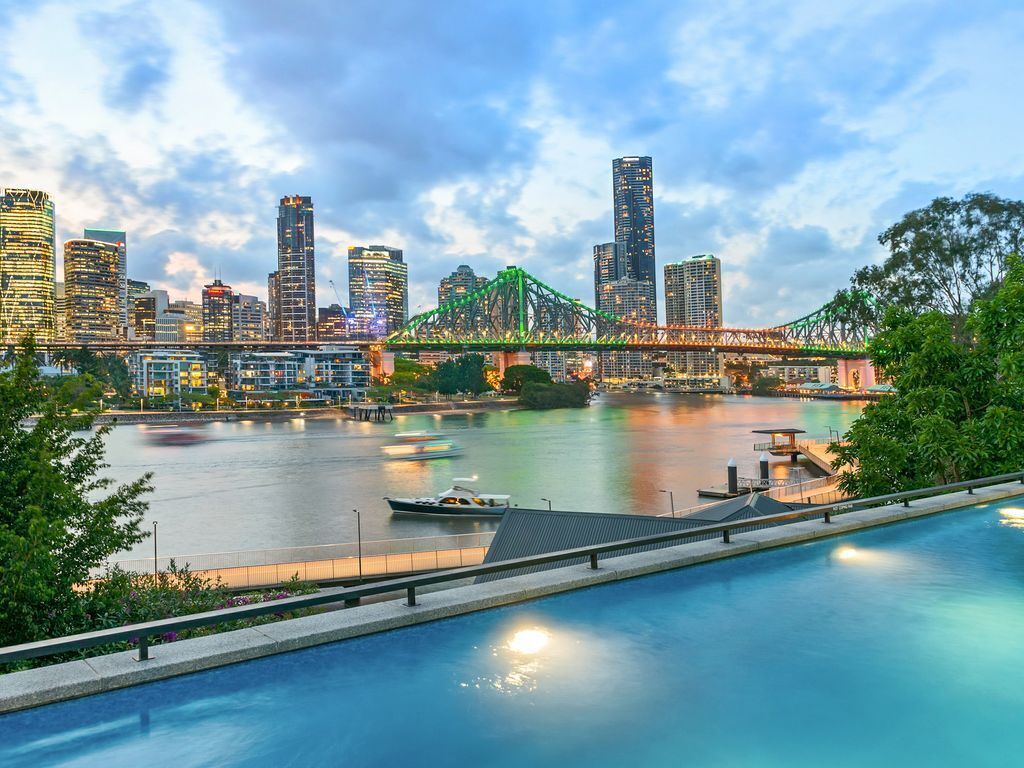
(541, 497, 552, 511)
(659, 489, 675, 517)
(152, 521, 158, 578)
(354, 508, 363, 583)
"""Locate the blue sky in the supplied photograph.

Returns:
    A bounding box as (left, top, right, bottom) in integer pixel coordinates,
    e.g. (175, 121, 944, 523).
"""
(2, 0, 1023, 326)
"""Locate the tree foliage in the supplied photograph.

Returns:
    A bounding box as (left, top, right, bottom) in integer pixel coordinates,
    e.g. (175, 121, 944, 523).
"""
(834, 256, 1024, 496)
(519, 380, 591, 410)
(500, 364, 551, 393)
(431, 354, 489, 397)
(0, 341, 153, 648)
(853, 193, 1024, 323)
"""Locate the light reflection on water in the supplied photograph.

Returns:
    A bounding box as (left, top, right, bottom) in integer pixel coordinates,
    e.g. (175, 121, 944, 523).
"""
(99, 394, 861, 557)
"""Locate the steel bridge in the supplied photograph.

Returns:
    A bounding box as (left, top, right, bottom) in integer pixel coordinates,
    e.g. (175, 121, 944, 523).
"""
(21, 266, 876, 358)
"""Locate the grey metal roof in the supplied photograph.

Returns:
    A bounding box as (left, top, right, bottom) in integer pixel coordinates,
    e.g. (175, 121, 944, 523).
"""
(478, 495, 811, 583)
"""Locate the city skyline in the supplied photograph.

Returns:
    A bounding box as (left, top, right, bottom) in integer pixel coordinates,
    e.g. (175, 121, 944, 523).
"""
(2, 2, 1021, 327)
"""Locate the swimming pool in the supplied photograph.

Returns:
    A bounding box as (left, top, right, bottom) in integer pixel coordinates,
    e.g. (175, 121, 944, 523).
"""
(2, 498, 1023, 767)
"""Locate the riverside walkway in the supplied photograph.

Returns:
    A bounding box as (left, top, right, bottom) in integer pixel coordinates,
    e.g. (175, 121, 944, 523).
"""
(104, 532, 495, 590)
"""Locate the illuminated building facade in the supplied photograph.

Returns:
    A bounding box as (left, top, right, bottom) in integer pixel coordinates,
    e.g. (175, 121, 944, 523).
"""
(54, 282, 66, 341)
(229, 347, 369, 399)
(232, 294, 266, 341)
(130, 350, 207, 397)
(0, 188, 56, 343)
(267, 270, 281, 340)
(63, 238, 121, 342)
(127, 279, 149, 338)
(169, 299, 203, 341)
(437, 264, 488, 334)
(84, 228, 127, 336)
(202, 279, 235, 342)
(664, 255, 723, 383)
(276, 196, 316, 342)
(348, 245, 408, 338)
(593, 242, 628, 302)
(316, 303, 355, 342)
(597, 277, 656, 380)
(612, 157, 656, 296)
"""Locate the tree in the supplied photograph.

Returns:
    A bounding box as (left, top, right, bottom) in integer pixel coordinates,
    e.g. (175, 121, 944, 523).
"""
(833, 256, 1024, 496)
(0, 341, 153, 647)
(853, 193, 1024, 324)
(500, 364, 551, 393)
(431, 354, 488, 397)
(519, 380, 591, 409)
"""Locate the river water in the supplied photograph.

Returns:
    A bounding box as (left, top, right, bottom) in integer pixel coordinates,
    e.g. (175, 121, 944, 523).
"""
(102, 394, 863, 559)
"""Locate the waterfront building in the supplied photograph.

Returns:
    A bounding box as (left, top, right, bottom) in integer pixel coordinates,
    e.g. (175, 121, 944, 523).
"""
(130, 350, 207, 397)
(348, 245, 408, 338)
(664, 255, 723, 385)
(202, 279, 234, 342)
(316, 303, 355, 342)
(53, 282, 66, 341)
(231, 294, 266, 341)
(597, 277, 656, 380)
(169, 299, 203, 341)
(83, 228, 127, 335)
(231, 351, 302, 392)
(764, 364, 836, 385)
(612, 157, 656, 295)
(267, 270, 281, 340)
(63, 238, 121, 342)
(276, 196, 316, 342)
(229, 346, 370, 399)
(0, 188, 56, 343)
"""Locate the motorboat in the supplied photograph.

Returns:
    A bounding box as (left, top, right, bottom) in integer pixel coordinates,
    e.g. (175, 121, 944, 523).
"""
(381, 431, 462, 460)
(144, 424, 208, 446)
(386, 479, 509, 517)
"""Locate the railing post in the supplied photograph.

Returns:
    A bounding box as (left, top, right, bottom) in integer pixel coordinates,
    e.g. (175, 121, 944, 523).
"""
(967, 486, 974, 495)
(406, 586, 417, 606)
(823, 509, 831, 524)
(722, 528, 730, 544)
(903, 498, 910, 507)
(136, 635, 150, 662)
(590, 553, 599, 570)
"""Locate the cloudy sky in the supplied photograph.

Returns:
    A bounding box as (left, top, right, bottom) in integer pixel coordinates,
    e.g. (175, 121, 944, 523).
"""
(2, 0, 1023, 326)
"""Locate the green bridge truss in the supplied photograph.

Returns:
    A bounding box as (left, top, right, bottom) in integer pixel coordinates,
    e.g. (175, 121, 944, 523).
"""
(387, 267, 877, 356)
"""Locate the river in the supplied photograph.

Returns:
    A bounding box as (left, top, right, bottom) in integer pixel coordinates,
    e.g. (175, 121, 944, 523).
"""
(102, 394, 864, 559)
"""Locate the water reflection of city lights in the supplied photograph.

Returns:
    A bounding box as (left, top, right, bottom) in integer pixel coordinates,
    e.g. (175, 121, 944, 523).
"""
(999, 508, 1024, 529)
(835, 546, 859, 560)
(507, 628, 550, 654)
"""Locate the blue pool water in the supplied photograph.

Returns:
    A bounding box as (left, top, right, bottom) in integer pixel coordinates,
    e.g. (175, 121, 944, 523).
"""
(3, 499, 1024, 767)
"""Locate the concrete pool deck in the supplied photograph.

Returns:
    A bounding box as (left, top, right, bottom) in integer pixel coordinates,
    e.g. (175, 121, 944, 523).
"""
(3, 480, 1023, 714)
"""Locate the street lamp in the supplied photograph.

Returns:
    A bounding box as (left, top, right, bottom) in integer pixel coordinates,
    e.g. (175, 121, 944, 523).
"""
(541, 498, 552, 511)
(659, 489, 675, 517)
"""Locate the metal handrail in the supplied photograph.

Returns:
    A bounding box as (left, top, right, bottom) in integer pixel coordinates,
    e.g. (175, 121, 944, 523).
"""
(3, 471, 1022, 665)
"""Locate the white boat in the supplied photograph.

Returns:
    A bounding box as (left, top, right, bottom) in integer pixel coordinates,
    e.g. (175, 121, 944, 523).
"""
(386, 478, 509, 517)
(381, 432, 462, 460)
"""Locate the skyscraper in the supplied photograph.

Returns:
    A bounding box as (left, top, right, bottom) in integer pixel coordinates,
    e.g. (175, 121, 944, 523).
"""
(232, 294, 267, 341)
(169, 299, 203, 341)
(202, 279, 235, 342)
(348, 245, 408, 338)
(597, 277, 656, 380)
(54, 282, 66, 341)
(664, 254, 724, 382)
(84, 228, 127, 336)
(612, 156, 656, 291)
(593, 242, 628, 308)
(316, 304, 355, 342)
(63, 239, 121, 342)
(438, 264, 488, 306)
(267, 271, 281, 340)
(0, 188, 56, 343)
(276, 196, 316, 342)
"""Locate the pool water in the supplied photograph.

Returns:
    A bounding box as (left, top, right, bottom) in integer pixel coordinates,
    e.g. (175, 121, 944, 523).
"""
(2, 499, 1024, 767)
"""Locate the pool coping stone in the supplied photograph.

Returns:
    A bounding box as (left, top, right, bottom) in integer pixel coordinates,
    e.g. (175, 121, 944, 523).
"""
(3, 480, 1022, 714)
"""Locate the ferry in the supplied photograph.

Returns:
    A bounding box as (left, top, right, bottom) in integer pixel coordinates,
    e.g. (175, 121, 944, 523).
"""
(381, 432, 462, 460)
(386, 479, 510, 517)
(144, 425, 208, 446)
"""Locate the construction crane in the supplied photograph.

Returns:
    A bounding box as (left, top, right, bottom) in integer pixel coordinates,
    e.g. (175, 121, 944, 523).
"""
(328, 279, 344, 308)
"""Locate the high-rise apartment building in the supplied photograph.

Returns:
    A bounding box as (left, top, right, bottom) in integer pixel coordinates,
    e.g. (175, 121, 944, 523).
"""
(664, 254, 723, 382)
(276, 196, 316, 341)
(169, 299, 203, 341)
(316, 304, 355, 342)
(232, 294, 266, 341)
(612, 156, 655, 290)
(54, 282, 66, 341)
(132, 290, 169, 341)
(593, 242, 628, 304)
(84, 228, 127, 336)
(597, 277, 656, 381)
(438, 264, 488, 306)
(348, 245, 408, 338)
(63, 239, 121, 342)
(202, 279, 235, 342)
(0, 188, 56, 343)
(267, 271, 281, 340)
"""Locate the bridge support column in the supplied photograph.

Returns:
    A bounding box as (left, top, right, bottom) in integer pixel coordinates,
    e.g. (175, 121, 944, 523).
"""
(837, 358, 876, 391)
(494, 350, 532, 377)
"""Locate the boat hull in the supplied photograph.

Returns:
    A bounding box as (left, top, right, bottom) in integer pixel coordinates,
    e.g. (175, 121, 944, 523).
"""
(386, 499, 505, 517)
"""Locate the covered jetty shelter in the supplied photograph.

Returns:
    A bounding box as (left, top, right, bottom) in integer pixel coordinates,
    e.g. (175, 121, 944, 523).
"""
(478, 494, 811, 583)
(752, 428, 805, 461)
